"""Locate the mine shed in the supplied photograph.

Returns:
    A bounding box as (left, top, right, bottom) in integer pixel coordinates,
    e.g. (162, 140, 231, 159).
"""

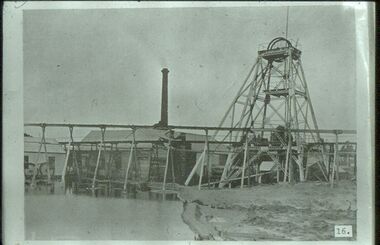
(66, 128, 228, 191)
(24, 134, 66, 185)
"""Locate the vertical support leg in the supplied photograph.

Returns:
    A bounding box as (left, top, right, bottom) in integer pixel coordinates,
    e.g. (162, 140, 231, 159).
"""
(123, 143, 134, 192)
(240, 133, 249, 188)
(62, 142, 71, 192)
(198, 151, 205, 190)
(148, 147, 154, 182)
(170, 144, 175, 185)
(92, 145, 102, 195)
(92, 127, 106, 195)
(328, 144, 333, 180)
(299, 61, 328, 181)
(198, 139, 208, 190)
(331, 157, 336, 187)
(124, 128, 136, 192)
(205, 130, 210, 189)
(163, 139, 171, 191)
(305, 156, 309, 181)
(336, 143, 340, 182)
(354, 145, 357, 178)
(69, 127, 81, 193)
(30, 133, 43, 190)
(106, 144, 113, 180)
(132, 144, 139, 181)
(283, 134, 292, 183)
(107, 144, 114, 195)
(331, 132, 339, 188)
(41, 126, 51, 185)
(62, 143, 71, 182)
(247, 162, 251, 187)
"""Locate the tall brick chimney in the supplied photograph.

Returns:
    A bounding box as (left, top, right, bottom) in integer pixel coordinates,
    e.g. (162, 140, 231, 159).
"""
(159, 68, 169, 127)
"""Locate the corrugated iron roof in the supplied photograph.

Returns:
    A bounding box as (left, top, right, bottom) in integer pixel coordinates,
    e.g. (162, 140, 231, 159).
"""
(81, 129, 171, 142)
(81, 129, 229, 152)
(81, 129, 214, 143)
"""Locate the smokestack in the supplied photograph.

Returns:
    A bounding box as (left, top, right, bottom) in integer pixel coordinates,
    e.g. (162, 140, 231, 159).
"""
(160, 68, 169, 127)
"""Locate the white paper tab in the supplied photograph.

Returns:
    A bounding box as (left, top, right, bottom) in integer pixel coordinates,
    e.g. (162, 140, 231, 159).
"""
(334, 225, 353, 238)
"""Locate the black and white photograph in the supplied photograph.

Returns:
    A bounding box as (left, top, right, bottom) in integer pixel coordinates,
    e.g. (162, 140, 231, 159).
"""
(2, 1, 375, 244)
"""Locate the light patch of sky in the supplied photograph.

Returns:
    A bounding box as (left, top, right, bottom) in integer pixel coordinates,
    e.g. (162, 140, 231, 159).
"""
(23, 6, 356, 139)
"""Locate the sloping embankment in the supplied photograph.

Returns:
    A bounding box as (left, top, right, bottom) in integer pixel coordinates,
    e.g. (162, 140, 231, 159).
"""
(178, 181, 356, 241)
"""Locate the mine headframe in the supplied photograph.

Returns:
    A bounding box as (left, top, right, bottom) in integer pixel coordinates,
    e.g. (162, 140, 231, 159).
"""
(212, 37, 328, 186)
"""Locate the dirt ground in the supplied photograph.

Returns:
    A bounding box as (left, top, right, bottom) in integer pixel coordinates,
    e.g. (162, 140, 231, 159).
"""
(179, 180, 356, 241)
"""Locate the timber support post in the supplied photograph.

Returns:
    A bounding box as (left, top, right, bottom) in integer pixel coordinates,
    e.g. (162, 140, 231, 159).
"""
(198, 148, 205, 190)
(69, 126, 81, 185)
(30, 124, 50, 190)
(240, 132, 249, 188)
(276, 159, 280, 183)
(331, 131, 340, 188)
(283, 131, 292, 183)
(123, 128, 136, 193)
(92, 126, 106, 195)
(62, 126, 74, 189)
(41, 124, 51, 185)
(170, 131, 176, 186)
(205, 129, 210, 189)
(162, 132, 172, 191)
(30, 126, 44, 190)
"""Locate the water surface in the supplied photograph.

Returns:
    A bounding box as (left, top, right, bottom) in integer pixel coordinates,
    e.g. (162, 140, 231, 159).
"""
(25, 193, 194, 240)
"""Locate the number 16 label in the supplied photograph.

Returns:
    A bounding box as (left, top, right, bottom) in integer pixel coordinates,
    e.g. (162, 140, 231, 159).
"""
(334, 225, 353, 238)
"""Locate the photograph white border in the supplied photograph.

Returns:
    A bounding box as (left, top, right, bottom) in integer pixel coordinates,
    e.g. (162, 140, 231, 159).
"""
(3, 1, 375, 245)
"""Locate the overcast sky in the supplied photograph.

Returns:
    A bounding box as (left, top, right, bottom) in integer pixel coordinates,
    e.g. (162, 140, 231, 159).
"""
(23, 6, 357, 138)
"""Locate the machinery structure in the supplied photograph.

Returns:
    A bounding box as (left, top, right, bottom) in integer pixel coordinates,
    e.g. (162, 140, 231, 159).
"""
(24, 38, 357, 196)
(184, 37, 354, 187)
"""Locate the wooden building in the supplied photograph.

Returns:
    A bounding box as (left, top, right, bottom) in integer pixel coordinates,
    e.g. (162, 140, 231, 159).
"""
(63, 128, 228, 194)
(24, 134, 66, 185)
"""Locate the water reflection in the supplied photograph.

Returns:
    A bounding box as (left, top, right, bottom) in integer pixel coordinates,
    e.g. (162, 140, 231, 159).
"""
(25, 183, 193, 240)
(26, 182, 180, 201)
